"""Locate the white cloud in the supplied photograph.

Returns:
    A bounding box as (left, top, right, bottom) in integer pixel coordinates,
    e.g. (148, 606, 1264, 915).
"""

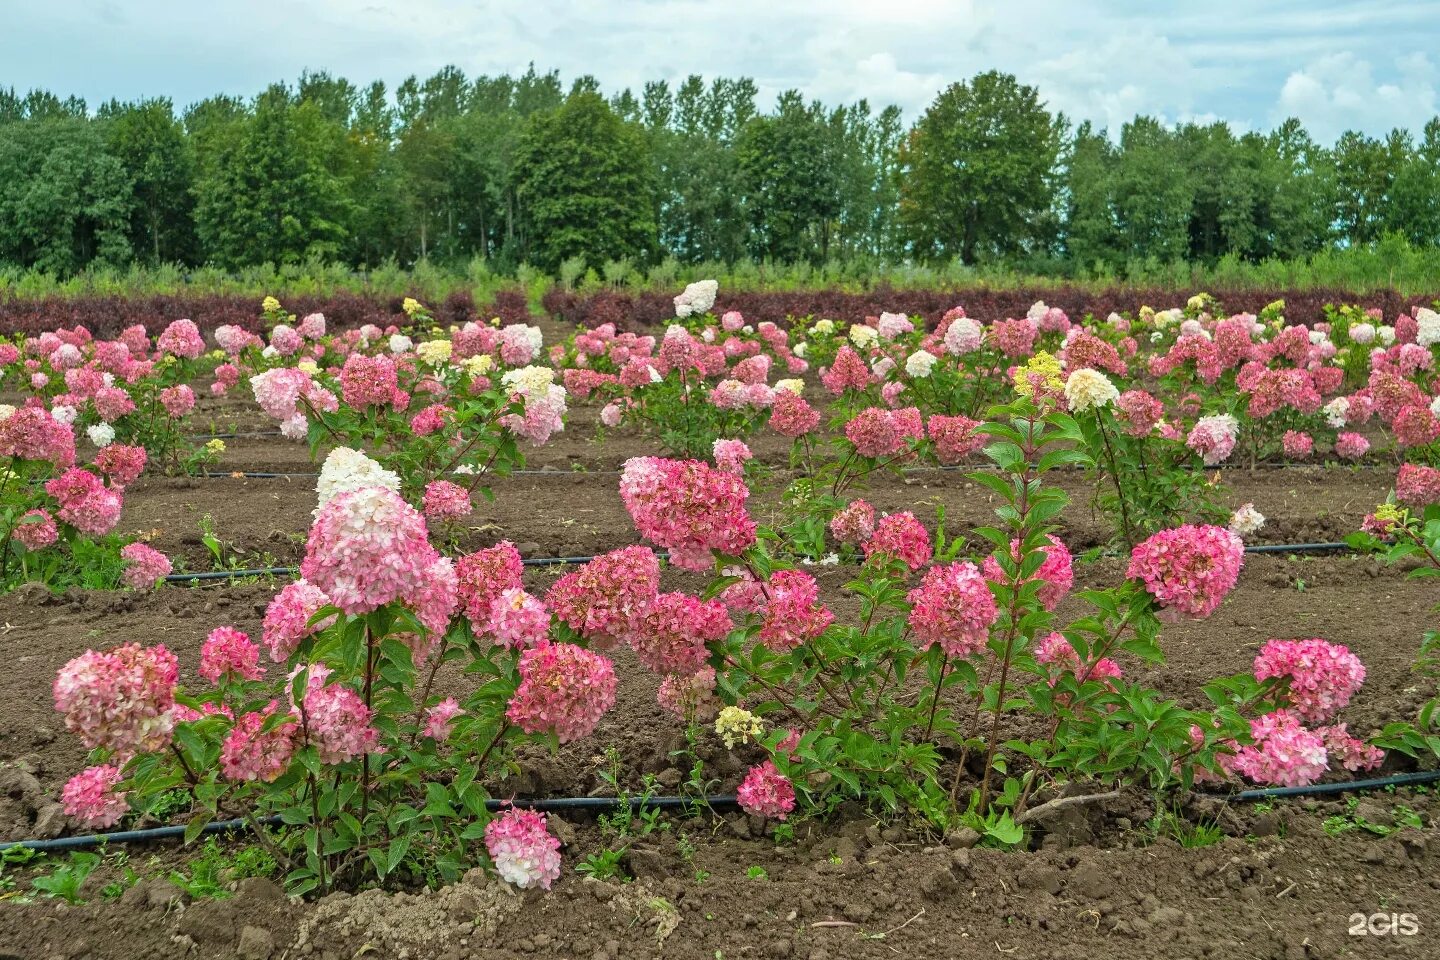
(1275, 51, 1438, 140)
(0, 0, 1436, 141)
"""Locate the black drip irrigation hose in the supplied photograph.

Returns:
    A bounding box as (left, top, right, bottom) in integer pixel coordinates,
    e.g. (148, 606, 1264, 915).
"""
(9, 770, 1440, 853)
(1202, 769, 1440, 801)
(0, 795, 741, 854)
(162, 542, 1360, 585)
(162, 554, 668, 583)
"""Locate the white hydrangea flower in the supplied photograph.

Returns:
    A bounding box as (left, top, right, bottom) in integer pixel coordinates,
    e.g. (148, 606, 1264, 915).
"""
(810, 319, 835, 335)
(1349, 322, 1376, 345)
(388, 334, 414, 354)
(904, 350, 937, 379)
(50, 404, 77, 426)
(1064, 369, 1119, 412)
(848, 324, 878, 349)
(774, 379, 805, 396)
(1378, 325, 1396, 346)
(501, 365, 556, 397)
(1324, 397, 1350, 428)
(673, 280, 718, 318)
(87, 423, 115, 448)
(1228, 503, 1266, 539)
(1416, 307, 1440, 347)
(316, 447, 401, 513)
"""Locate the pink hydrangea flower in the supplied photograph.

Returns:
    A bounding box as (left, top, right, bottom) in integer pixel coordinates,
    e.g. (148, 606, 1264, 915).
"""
(200, 627, 264, 684)
(1186, 415, 1239, 466)
(1281, 430, 1313, 459)
(863, 511, 931, 572)
(14, 509, 58, 550)
(1115, 390, 1164, 436)
(262, 579, 334, 662)
(1318, 723, 1384, 772)
(627, 592, 732, 674)
(93, 444, 147, 486)
(1253, 638, 1366, 723)
(486, 587, 551, 650)
(736, 761, 796, 820)
(61, 764, 128, 828)
(456, 542, 525, 633)
(981, 535, 1074, 612)
(1127, 525, 1244, 619)
(1223, 709, 1329, 787)
(159, 384, 196, 418)
(907, 561, 998, 657)
(300, 486, 443, 617)
(339, 353, 400, 408)
(657, 666, 719, 720)
(1334, 432, 1370, 460)
(829, 499, 876, 546)
(423, 479, 473, 522)
(45, 468, 122, 535)
(820, 346, 872, 394)
(220, 702, 297, 782)
(1396, 463, 1440, 507)
(54, 643, 178, 759)
(0, 406, 76, 466)
(620, 457, 755, 570)
(423, 698, 464, 740)
(506, 643, 618, 743)
(295, 672, 380, 765)
(927, 414, 984, 464)
(485, 807, 562, 889)
(546, 545, 660, 645)
(758, 570, 833, 652)
(120, 542, 171, 590)
(1033, 632, 1123, 687)
(768, 391, 821, 437)
(713, 438, 752, 475)
(844, 407, 905, 458)
(157, 319, 205, 359)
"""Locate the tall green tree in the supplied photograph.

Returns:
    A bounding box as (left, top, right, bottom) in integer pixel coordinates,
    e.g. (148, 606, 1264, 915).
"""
(0, 118, 133, 273)
(736, 91, 840, 262)
(99, 98, 197, 263)
(510, 91, 657, 271)
(898, 71, 1062, 263)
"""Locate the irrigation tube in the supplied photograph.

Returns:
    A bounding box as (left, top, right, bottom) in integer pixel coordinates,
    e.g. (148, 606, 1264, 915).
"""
(1204, 769, 1440, 801)
(0, 795, 740, 854)
(163, 542, 1361, 585)
(162, 554, 667, 584)
(8, 770, 1440, 852)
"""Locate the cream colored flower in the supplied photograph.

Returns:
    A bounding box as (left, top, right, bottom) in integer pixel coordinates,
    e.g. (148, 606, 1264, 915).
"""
(1064, 368, 1119, 412)
(715, 706, 764, 748)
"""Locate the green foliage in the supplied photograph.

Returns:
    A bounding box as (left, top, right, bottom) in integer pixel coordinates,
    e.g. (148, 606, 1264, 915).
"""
(511, 91, 657, 272)
(31, 852, 101, 904)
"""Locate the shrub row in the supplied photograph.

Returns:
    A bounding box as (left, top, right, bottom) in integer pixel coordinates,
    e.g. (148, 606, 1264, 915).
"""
(541, 284, 1440, 330)
(0, 289, 536, 338)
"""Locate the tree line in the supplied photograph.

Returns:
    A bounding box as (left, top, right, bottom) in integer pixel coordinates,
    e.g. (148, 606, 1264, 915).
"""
(1, 66, 1437, 277)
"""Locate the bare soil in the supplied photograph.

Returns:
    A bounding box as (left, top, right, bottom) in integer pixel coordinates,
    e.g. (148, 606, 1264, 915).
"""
(2, 380, 1439, 959)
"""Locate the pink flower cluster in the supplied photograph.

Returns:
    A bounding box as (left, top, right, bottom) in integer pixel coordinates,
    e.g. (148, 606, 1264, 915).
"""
(120, 542, 171, 590)
(1396, 463, 1440, 506)
(300, 486, 453, 625)
(487, 587, 551, 650)
(981, 535, 1074, 611)
(220, 702, 296, 782)
(45, 468, 122, 535)
(1033, 633, 1123, 687)
(927, 414, 984, 464)
(657, 666, 719, 720)
(907, 561, 998, 657)
(863, 511, 931, 571)
(485, 807, 562, 889)
(506, 643, 618, 743)
(1127, 525, 1244, 619)
(620, 457, 756, 570)
(737, 760, 796, 820)
(296, 668, 381, 765)
(628, 592, 732, 674)
(759, 570, 833, 651)
(829, 499, 876, 546)
(54, 643, 178, 758)
(423, 479, 473, 522)
(456, 541, 525, 633)
(1253, 638, 1365, 723)
(200, 627, 264, 683)
(262, 578, 334, 662)
(546, 546, 660, 646)
(61, 764, 128, 828)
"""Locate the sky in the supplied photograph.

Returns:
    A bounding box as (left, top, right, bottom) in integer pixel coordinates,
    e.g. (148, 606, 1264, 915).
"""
(3, 0, 1439, 142)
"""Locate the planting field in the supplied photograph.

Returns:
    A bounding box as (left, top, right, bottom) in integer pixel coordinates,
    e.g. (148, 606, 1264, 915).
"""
(2, 294, 1439, 959)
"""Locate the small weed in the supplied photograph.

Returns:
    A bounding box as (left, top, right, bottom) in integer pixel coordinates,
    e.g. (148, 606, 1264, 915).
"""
(32, 852, 101, 904)
(746, 865, 768, 881)
(576, 848, 628, 882)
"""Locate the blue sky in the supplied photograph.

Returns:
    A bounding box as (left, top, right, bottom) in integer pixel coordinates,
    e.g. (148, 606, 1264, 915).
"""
(4, 0, 1438, 141)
